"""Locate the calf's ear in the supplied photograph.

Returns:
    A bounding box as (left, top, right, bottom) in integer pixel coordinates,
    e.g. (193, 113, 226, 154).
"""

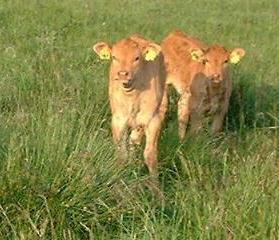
(92, 42, 111, 60)
(230, 48, 246, 64)
(190, 48, 205, 63)
(142, 43, 161, 61)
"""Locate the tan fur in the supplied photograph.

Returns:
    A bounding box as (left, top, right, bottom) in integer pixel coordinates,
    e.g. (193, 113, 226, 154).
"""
(93, 35, 167, 176)
(162, 30, 245, 140)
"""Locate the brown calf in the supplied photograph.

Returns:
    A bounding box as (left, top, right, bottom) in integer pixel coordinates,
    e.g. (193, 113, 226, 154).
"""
(162, 30, 245, 140)
(93, 35, 167, 177)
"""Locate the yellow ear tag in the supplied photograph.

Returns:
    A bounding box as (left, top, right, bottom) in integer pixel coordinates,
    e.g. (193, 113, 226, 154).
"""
(99, 47, 111, 60)
(230, 52, 241, 64)
(144, 49, 157, 61)
(191, 50, 203, 62)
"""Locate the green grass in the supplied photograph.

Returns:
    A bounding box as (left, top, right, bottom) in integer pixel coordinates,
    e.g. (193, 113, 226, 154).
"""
(0, 0, 279, 239)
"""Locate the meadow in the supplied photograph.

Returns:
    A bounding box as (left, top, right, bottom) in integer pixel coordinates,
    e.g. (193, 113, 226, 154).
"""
(0, 0, 278, 239)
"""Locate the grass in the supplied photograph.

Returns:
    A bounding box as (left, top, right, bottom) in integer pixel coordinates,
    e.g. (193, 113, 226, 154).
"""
(0, 0, 278, 239)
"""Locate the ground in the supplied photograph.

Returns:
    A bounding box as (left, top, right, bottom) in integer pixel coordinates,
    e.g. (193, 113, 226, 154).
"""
(0, 0, 278, 239)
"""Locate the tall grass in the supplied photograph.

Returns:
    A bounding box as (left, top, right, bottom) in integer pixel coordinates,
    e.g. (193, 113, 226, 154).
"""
(0, 0, 278, 239)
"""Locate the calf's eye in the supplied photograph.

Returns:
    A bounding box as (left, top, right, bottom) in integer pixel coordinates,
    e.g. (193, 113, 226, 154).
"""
(134, 56, 140, 62)
(224, 60, 229, 63)
(202, 59, 208, 65)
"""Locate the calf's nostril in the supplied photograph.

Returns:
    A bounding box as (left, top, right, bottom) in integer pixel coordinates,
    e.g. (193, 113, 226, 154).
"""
(118, 71, 129, 76)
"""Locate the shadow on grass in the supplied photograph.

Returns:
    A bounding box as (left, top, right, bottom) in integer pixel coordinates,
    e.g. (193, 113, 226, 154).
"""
(228, 70, 278, 131)
(159, 68, 279, 195)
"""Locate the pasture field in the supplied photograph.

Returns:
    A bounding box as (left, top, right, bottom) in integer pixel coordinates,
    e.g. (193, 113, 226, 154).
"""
(0, 0, 278, 239)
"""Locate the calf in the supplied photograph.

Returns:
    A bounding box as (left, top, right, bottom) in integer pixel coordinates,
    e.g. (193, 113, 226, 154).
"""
(162, 30, 245, 140)
(93, 35, 167, 177)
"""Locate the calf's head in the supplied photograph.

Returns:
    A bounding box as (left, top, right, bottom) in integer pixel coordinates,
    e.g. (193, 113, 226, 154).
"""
(190, 45, 245, 84)
(93, 38, 161, 91)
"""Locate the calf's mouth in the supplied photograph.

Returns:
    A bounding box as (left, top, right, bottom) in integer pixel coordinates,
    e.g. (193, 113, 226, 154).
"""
(121, 79, 134, 92)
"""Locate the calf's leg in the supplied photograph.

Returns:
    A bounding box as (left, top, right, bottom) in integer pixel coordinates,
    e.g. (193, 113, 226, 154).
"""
(189, 110, 203, 135)
(159, 84, 169, 120)
(211, 112, 225, 134)
(211, 100, 229, 134)
(144, 115, 162, 177)
(112, 115, 128, 162)
(178, 90, 191, 141)
(211, 89, 231, 134)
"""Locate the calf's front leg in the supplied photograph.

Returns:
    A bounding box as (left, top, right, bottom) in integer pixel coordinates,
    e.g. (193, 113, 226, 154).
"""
(211, 99, 229, 134)
(189, 110, 203, 135)
(211, 112, 225, 134)
(143, 115, 162, 177)
(178, 90, 191, 141)
(111, 115, 128, 162)
(211, 90, 231, 134)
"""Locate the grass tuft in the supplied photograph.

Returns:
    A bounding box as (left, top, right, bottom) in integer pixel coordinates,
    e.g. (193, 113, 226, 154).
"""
(0, 0, 278, 239)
